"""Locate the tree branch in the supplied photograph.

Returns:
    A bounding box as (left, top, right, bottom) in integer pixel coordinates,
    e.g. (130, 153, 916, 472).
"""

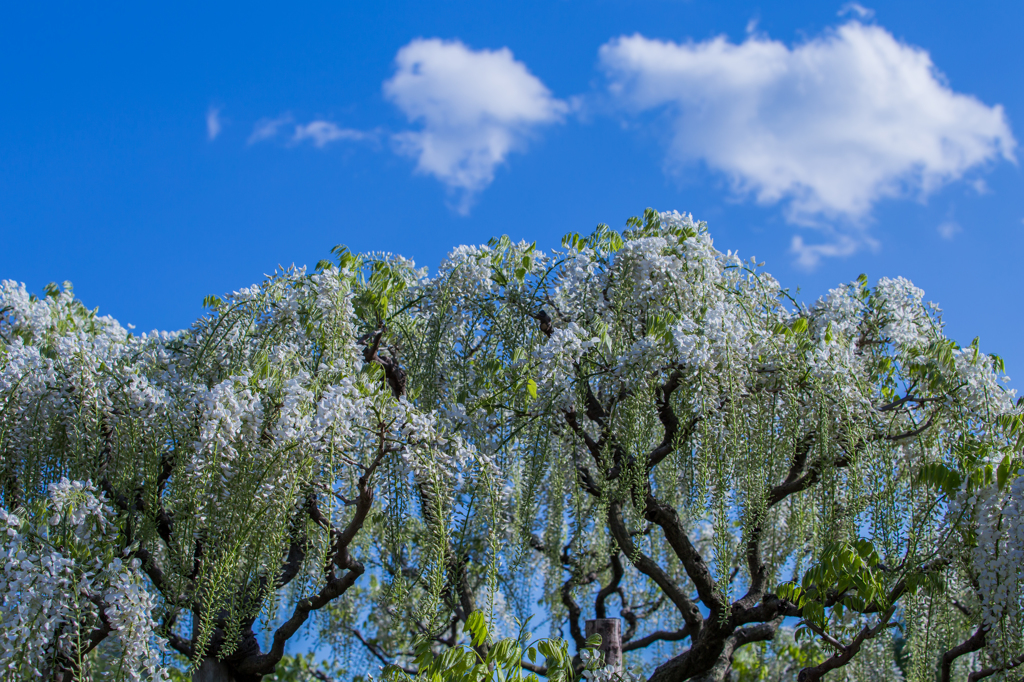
(796, 605, 897, 682)
(968, 652, 1024, 681)
(622, 627, 693, 653)
(939, 625, 986, 682)
(363, 326, 407, 398)
(648, 372, 687, 469)
(607, 502, 703, 633)
(594, 553, 623, 619)
(643, 493, 723, 618)
(236, 457, 377, 675)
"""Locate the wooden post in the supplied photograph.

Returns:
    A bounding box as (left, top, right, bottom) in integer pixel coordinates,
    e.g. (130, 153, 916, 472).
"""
(585, 618, 622, 671)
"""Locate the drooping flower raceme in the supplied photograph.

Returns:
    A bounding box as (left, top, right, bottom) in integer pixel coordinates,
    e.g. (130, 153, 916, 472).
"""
(0, 259, 500, 679)
(0, 479, 168, 681)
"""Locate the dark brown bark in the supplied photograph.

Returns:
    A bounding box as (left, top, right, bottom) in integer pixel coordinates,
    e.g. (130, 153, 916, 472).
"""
(796, 605, 897, 682)
(194, 657, 239, 682)
(968, 652, 1024, 681)
(940, 626, 986, 682)
(586, 618, 623, 670)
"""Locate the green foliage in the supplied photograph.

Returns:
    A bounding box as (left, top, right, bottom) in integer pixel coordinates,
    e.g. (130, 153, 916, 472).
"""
(5, 210, 1021, 681)
(777, 540, 890, 636)
(730, 630, 826, 682)
(382, 616, 585, 682)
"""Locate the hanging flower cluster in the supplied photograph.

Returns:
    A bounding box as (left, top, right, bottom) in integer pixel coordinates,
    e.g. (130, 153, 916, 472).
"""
(0, 254, 501, 679)
(368, 208, 1022, 681)
(0, 479, 168, 680)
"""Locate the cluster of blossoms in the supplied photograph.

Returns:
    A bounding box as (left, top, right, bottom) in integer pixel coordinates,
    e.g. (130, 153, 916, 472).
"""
(536, 323, 599, 396)
(965, 475, 1024, 663)
(434, 245, 496, 298)
(950, 347, 1017, 419)
(874, 276, 932, 349)
(813, 282, 864, 342)
(395, 209, 1022, 679)
(0, 256, 496, 677)
(0, 480, 167, 681)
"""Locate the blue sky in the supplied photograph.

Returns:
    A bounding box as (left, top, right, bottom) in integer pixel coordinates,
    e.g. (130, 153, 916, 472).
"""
(2, 1, 1022, 381)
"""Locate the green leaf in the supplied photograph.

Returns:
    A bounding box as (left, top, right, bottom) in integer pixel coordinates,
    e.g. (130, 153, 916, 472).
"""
(488, 639, 518, 668)
(997, 453, 1016, 490)
(526, 379, 538, 399)
(584, 633, 602, 648)
(466, 610, 488, 648)
(920, 462, 962, 496)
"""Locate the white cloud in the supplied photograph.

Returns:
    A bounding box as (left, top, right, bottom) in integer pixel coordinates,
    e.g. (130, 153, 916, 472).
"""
(248, 114, 367, 149)
(248, 114, 293, 145)
(206, 107, 222, 141)
(937, 220, 962, 240)
(599, 21, 1016, 261)
(838, 3, 875, 19)
(969, 178, 990, 195)
(383, 38, 568, 213)
(791, 233, 865, 270)
(293, 121, 364, 148)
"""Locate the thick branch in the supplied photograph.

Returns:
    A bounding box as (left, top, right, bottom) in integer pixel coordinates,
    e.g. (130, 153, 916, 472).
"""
(594, 553, 624, 619)
(534, 310, 554, 337)
(968, 652, 1024, 681)
(622, 627, 693, 653)
(237, 560, 365, 675)
(692, 617, 783, 682)
(608, 502, 702, 633)
(734, 525, 767, 614)
(236, 463, 376, 675)
(647, 617, 782, 682)
(796, 605, 896, 682)
(521, 660, 549, 676)
(939, 625, 986, 682)
(277, 538, 307, 589)
(648, 372, 688, 469)
(79, 593, 114, 657)
(644, 493, 723, 617)
(766, 432, 818, 507)
(564, 410, 603, 466)
(561, 571, 593, 652)
(167, 632, 194, 658)
(362, 327, 407, 398)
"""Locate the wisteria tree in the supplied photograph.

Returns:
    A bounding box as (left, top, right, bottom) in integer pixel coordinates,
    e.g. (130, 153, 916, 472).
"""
(0, 259, 499, 681)
(2, 209, 1022, 682)
(346, 211, 1022, 682)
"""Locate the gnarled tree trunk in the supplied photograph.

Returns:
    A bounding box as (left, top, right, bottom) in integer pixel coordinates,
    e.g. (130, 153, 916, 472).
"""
(194, 657, 238, 682)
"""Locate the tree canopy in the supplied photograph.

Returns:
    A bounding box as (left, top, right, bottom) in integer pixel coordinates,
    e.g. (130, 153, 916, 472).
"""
(2, 210, 1022, 682)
